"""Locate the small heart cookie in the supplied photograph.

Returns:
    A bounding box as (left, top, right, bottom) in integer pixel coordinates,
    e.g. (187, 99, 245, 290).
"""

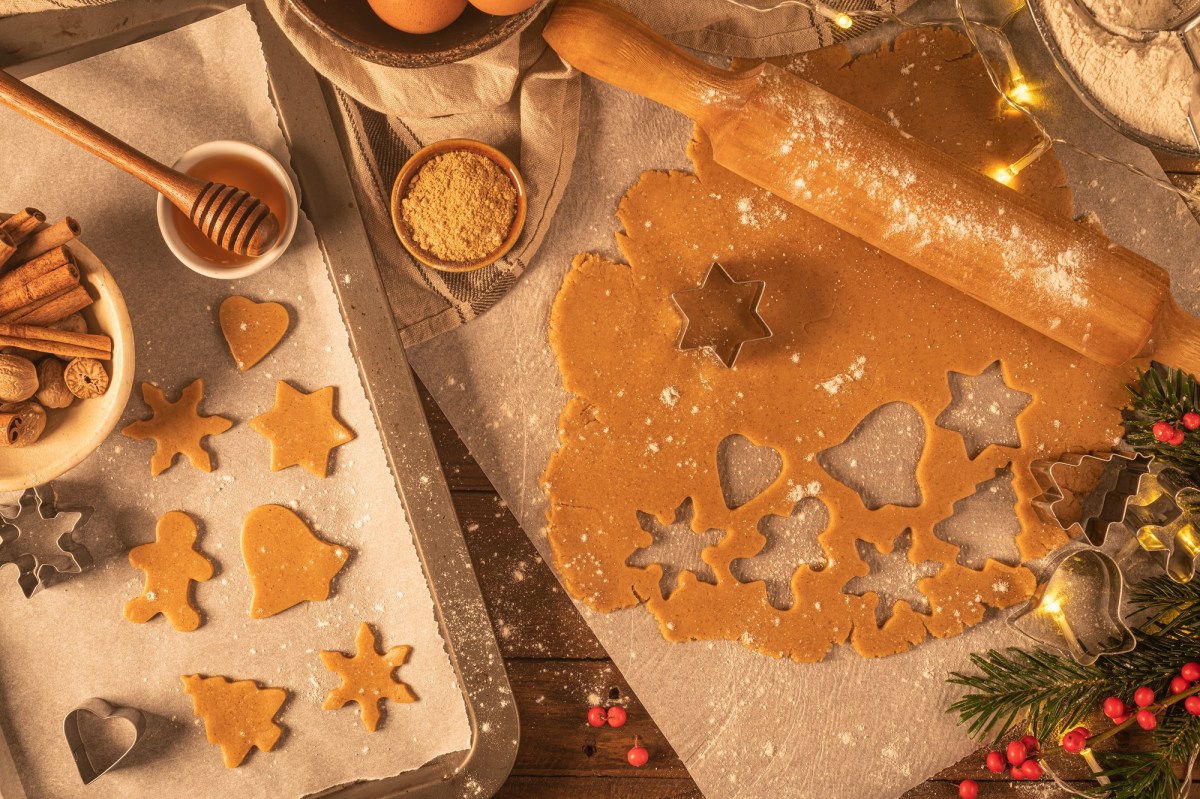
(219, 296, 289, 372)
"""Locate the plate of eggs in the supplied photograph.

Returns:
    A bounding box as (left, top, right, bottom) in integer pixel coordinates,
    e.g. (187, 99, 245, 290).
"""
(286, 0, 550, 68)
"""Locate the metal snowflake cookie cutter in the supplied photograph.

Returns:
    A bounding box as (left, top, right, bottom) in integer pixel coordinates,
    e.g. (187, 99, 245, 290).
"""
(1030, 451, 1156, 547)
(0, 483, 93, 597)
(1123, 466, 1200, 583)
(1008, 547, 1135, 666)
(669, 262, 772, 368)
(63, 698, 148, 784)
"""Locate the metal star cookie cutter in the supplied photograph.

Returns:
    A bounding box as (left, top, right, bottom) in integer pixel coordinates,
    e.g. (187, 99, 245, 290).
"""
(63, 698, 147, 784)
(0, 483, 93, 597)
(1008, 547, 1135, 665)
(669, 262, 772, 368)
(1123, 466, 1200, 583)
(1030, 451, 1156, 547)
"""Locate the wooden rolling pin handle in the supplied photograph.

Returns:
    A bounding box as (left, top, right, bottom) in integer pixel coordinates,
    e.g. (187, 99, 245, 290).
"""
(1150, 299, 1200, 377)
(0, 69, 206, 212)
(542, 0, 759, 124)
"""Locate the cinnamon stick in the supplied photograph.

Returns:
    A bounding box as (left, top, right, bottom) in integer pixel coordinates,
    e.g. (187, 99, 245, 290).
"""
(11, 217, 79, 264)
(0, 285, 93, 325)
(0, 263, 80, 315)
(0, 323, 110, 357)
(0, 246, 72, 295)
(0, 228, 14, 272)
(1, 208, 45, 245)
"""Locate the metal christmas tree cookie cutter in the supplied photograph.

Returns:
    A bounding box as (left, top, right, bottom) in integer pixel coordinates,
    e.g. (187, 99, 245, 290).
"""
(0, 483, 93, 597)
(63, 698, 148, 784)
(669, 262, 772, 368)
(1030, 450, 1155, 547)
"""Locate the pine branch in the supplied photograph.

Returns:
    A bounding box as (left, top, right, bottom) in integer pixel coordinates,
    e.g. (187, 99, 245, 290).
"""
(1124, 364, 1200, 476)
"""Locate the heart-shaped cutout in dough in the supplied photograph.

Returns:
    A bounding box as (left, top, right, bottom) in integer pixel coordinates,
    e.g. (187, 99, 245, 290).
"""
(219, 296, 290, 372)
(63, 698, 147, 785)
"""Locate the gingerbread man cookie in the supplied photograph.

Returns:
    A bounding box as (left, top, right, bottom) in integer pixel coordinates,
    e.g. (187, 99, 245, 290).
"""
(242, 504, 349, 618)
(181, 674, 287, 768)
(250, 381, 354, 478)
(320, 622, 417, 732)
(219, 296, 290, 372)
(122, 379, 233, 476)
(125, 511, 214, 632)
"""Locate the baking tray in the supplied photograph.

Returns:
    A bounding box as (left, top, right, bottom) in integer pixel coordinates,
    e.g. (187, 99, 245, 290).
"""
(0, 2, 519, 797)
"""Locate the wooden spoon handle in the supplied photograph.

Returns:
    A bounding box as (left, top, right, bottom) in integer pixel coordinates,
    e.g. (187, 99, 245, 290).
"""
(0, 69, 204, 211)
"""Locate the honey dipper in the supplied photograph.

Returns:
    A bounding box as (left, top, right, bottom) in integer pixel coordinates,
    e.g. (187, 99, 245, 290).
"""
(544, 0, 1200, 376)
(0, 70, 280, 258)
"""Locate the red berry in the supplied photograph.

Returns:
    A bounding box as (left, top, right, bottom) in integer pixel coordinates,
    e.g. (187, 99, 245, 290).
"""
(1021, 759, 1043, 780)
(1020, 734, 1040, 754)
(1073, 726, 1091, 738)
(1112, 713, 1131, 725)
(1135, 686, 1155, 707)
(606, 706, 628, 728)
(1184, 413, 1200, 431)
(1184, 662, 1200, 682)
(1155, 421, 1177, 442)
(1187, 696, 1200, 715)
(1137, 709, 1158, 730)
(1010, 766, 1025, 780)
(1062, 731, 1085, 753)
(958, 778, 979, 799)
(1171, 428, 1187, 445)
(1102, 696, 1127, 718)
(626, 744, 649, 767)
(985, 751, 1005, 773)
(1172, 676, 1191, 694)
(1006, 740, 1027, 766)
(587, 706, 606, 727)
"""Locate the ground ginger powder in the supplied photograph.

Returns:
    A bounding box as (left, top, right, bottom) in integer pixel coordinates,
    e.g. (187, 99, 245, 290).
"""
(400, 150, 518, 263)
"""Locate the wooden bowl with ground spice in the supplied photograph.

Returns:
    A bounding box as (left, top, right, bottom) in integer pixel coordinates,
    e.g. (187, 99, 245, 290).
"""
(390, 139, 526, 273)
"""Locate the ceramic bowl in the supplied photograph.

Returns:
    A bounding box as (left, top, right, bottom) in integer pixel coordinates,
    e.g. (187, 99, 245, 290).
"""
(390, 138, 527, 273)
(156, 140, 299, 280)
(285, 0, 551, 69)
(0, 231, 135, 492)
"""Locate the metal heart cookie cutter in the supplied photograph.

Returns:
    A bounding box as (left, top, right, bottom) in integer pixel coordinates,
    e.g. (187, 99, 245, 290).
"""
(63, 698, 147, 784)
(669, 262, 772, 368)
(0, 483, 93, 597)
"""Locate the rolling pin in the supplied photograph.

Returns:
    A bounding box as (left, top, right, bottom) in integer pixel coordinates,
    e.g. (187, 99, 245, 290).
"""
(543, 0, 1200, 375)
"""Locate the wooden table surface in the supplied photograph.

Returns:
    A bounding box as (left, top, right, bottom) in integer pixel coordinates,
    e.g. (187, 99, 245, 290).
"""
(414, 156, 1200, 799)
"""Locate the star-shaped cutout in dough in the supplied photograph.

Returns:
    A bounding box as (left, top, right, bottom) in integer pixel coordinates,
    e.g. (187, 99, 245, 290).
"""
(845, 531, 942, 624)
(250, 381, 355, 478)
(122, 379, 233, 476)
(935, 360, 1031, 459)
(320, 622, 417, 732)
(670, 262, 771, 368)
(628, 498, 725, 599)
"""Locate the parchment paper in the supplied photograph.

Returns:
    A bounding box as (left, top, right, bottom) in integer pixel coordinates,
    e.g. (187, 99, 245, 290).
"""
(407, 3, 1200, 798)
(0, 8, 470, 797)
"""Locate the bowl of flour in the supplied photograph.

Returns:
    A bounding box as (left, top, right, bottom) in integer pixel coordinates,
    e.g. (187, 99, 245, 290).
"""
(1028, 0, 1199, 155)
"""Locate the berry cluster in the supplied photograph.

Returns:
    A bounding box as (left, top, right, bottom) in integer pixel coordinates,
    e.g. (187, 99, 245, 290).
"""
(586, 704, 647, 767)
(959, 735, 1046, 797)
(1103, 662, 1200, 732)
(1152, 412, 1200, 446)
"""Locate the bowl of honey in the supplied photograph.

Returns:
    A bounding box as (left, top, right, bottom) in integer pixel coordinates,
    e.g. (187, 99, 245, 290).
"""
(156, 140, 298, 279)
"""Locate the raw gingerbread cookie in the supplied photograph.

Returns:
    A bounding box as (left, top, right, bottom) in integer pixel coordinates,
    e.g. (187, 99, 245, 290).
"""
(122, 379, 233, 476)
(542, 28, 1128, 662)
(125, 511, 215, 632)
(250, 381, 355, 478)
(181, 674, 287, 768)
(242, 504, 349, 618)
(320, 622, 417, 732)
(219, 296, 290, 371)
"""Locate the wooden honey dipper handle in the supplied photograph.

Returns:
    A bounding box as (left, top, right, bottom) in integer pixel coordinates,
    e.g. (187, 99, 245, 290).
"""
(0, 69, 280, 258)
(545, 0, 1200, 375)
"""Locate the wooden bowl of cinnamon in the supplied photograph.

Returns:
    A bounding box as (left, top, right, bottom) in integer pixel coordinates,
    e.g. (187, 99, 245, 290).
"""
(0, 211, 134, 491)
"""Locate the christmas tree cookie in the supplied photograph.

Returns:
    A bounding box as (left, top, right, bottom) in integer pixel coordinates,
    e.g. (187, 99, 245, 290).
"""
(181, 674, 287, 768)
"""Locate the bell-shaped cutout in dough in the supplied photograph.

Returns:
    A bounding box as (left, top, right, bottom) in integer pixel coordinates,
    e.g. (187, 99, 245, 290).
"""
(716, 434, 784, 509)
(731, 497, 829, 610)
(818, 402, 925, 510)
(935, 360, 1032, 459)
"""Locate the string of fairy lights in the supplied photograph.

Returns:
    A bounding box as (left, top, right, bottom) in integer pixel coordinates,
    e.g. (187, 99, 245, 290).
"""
(727, 0, 1200, 205)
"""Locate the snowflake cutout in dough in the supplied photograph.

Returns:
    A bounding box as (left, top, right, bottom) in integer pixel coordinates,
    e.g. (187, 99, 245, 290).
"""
(936, 361, 1031, 459)
(731, 498, 829, 610)
(629, 499, 725, 599)
(845, 531, 942, 624)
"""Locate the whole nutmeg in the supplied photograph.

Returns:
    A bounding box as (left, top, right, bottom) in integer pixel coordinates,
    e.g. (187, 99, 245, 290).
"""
(50, 313, 89, 334)
(0, 401, 47, 448)
(0, 353, 38, 402)
(35, 357, 74, 409)
(64, 357, 109, 399)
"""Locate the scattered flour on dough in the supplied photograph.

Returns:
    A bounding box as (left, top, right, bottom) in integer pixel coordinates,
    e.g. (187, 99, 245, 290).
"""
(817, 356, 867, 395)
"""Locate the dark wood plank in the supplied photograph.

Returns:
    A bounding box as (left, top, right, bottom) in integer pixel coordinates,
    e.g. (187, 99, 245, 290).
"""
(415, 373, 493, 491)
(495, 777, 703, 798)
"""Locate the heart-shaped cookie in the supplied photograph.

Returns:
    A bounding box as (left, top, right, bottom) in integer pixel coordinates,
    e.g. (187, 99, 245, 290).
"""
(63, 698, 147, 784)
(219, 296, 289, 372)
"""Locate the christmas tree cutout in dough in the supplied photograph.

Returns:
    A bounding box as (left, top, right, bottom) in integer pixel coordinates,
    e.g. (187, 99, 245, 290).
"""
(181, 674, 287, 768)
(250, 381, 355, 478)
(320, 622, 417, 732)
(242, 504, 349, 619)
(125, 511, 214, 632)
(122, 379, 233, 476)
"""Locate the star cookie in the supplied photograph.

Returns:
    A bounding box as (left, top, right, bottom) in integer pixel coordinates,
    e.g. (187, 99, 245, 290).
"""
(181, 674, 287, 768)
(122, 380, 233, 476)
(250, 381, 354, 478)
(320, 622, 417, 732)
(219, 296, 290, 371)
(125, 511, 215, 632)
(242, 504, 349, 618)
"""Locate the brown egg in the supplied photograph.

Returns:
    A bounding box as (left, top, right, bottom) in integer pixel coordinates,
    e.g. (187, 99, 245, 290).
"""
(368, 0, 468, 33)
(468, 0, 539, 15)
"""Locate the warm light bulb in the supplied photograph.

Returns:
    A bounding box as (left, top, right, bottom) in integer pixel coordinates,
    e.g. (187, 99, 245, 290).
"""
(835, 12, 854, 28)
(815, 3, 854, 30)
(1008, 78, 1032, 104)
(1042, 595, 1062, 614)
(990, 165, 1015, 185)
